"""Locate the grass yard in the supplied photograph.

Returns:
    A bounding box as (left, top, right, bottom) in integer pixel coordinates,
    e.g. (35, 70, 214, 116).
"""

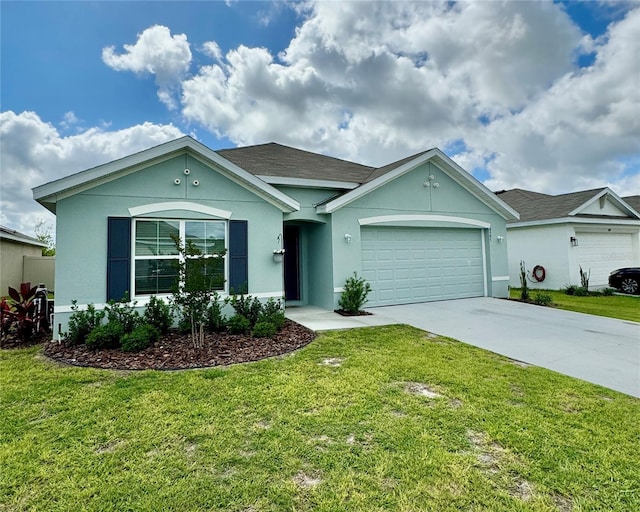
(509, 288, 640, 323)
(2, 326, 639, 511)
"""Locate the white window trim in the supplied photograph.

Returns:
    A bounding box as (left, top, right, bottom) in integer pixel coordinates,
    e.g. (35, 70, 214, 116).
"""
(131, 218, 228, 298)
(128, 201, 232, 219)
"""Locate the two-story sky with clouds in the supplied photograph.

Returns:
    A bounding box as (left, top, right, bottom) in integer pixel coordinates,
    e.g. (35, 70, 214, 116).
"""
(1, 0, 639, 236)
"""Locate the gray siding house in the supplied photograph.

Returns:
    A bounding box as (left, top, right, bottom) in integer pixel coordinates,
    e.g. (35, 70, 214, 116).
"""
(33, 137, 518, 331)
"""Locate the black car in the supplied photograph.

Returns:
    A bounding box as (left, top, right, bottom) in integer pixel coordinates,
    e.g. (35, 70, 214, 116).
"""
(608, 268, 640, 295)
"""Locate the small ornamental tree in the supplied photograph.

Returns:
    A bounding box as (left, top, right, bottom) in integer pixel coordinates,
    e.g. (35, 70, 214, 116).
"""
(171, 235, 226, 348)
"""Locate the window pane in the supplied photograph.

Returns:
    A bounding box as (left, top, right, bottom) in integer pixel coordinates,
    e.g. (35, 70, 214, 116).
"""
(135, 220, 179, 256)
(135, 259, 178, 295)
(186, 221, 225, 255)
(185, 256, 224, 291)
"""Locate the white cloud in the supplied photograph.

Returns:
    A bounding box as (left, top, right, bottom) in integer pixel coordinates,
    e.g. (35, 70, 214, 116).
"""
(60, 111, 81, 131)
(0, 111, 183, 235)
(201, 41, 222, 62)
(102, 25, 192, 109)
(176, 1, 638, 194)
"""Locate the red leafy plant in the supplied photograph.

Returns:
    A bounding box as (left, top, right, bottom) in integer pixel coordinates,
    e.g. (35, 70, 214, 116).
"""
(1, 282, 43, 344)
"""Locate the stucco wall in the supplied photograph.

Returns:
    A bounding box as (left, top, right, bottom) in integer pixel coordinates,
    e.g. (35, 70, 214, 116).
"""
(54, 154, 285, 331)
(506, 224, 571, 290)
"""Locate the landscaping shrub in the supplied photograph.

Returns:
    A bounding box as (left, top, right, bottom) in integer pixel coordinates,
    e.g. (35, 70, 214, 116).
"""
(104, 295, 140, 334)
(564, 285, 577, 295)
(1, 282, 51, 343)
(85, 322, 124, 350)
(338, 272, 372, 314)
(177, 315, 192, 334)
(601, 287, 615, 296)
(207, 292, 226, 332)
(252, 320, 278, 338)
(258, 298, 285, 330)
(579, 265, 590, 290)
(144, 296, 173, 334)
(227, 314, 251, 334)
(121, 324, 160, 352)
(533, 291, 553, 306)
(66, 301, 105, 346)
(228, 294, 263, 327)
(574, 287, 589, 297)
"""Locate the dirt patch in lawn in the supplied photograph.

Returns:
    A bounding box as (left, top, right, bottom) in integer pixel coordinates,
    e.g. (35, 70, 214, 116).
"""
(40, 320, 315, 370)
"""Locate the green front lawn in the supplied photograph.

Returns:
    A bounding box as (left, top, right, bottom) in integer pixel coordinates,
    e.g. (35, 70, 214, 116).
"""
(2, 327, 639, 511)
(510, 288, 640, 323)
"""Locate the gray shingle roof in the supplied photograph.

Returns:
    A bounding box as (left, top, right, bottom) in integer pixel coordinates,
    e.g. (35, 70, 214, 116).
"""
(496, 187, 627, 223)
(362, 149, 433, 183)
(217, 143, 374, 183)
(623, 195, 640, 212)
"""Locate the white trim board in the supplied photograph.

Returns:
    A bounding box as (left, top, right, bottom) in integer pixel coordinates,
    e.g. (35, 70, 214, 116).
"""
(129, 202, 232, 219)
(358, 214, 491, 229)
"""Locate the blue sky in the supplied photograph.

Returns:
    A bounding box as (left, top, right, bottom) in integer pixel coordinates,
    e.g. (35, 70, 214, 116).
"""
(1, 1, 639, 234)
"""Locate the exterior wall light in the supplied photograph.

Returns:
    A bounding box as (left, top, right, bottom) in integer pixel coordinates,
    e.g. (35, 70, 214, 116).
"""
(344, 233, 352, 243)
(570, 236, 578, 247)
(496, 235, 504, 243)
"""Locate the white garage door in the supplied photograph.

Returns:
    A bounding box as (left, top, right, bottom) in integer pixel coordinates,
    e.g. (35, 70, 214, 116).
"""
(361, 227, 485, 307)
(575, 232, 635, 287)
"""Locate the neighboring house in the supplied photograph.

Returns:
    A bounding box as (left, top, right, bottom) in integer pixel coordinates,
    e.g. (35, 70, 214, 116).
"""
(0, 225, 48, 293)
(496, 188, 640, 290)
(33, 136, 518, 331)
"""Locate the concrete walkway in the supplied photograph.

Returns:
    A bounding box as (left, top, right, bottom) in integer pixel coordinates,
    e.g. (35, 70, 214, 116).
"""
(286, 298, 640, 398)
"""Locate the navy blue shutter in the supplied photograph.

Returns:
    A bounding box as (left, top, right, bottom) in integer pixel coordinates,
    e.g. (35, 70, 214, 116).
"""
(107, 217, 131, 301)
(228, 220, 248, 294)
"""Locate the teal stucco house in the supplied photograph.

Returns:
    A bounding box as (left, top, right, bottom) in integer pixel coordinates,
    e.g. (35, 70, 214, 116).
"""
(33, 137, 518, 331)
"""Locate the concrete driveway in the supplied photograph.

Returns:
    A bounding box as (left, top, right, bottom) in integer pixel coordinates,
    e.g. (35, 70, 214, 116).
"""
(370, 298, 640, 398)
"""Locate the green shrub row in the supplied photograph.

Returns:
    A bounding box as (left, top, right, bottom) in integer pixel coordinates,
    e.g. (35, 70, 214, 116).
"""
(188, 294, 285, 338)
(66, 294, 287, 352)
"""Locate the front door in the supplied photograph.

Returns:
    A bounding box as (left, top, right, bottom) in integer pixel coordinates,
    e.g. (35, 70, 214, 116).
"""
(284, 225, 300, 300)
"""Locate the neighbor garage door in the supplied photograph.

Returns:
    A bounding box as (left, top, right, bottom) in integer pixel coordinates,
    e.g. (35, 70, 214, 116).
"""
(361, 227, 485, 306)
(575, 232, 635, 288)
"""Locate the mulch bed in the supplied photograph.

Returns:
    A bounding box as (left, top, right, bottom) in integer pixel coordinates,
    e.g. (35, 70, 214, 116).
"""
(4, 320, 316, 371)
(334, 309, 372, 316)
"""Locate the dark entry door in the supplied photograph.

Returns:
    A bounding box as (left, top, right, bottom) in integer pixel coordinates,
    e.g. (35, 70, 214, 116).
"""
(284, 225, 300, 300)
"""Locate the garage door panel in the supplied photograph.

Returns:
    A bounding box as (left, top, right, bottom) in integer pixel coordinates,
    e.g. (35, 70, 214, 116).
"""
(576, 233, 634, 287)
(361, 227, 485, 306)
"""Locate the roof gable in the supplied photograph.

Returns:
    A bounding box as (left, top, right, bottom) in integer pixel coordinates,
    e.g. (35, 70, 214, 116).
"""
(32, 137, 300, 214)
(317, 149, 519, 220)
(497, 187, 640, 224)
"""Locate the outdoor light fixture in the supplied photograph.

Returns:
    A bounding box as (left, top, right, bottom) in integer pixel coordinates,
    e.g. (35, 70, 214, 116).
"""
(344, 233, 352, 243)
(496, 235, 504, 243)
(570, 236, 578, 247)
